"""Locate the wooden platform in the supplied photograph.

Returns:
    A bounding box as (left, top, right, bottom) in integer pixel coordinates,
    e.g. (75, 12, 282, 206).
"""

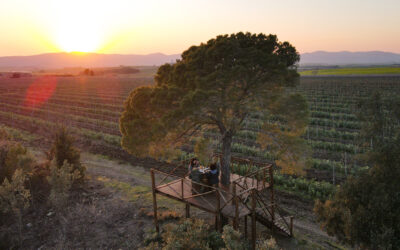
(150, 158, 293, 250)
(155, 173, 269, 218)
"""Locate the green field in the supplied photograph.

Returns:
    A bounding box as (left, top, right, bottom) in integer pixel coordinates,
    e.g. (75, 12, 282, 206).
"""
(301, 67, 400, 76)
(2, 75, 399, 200)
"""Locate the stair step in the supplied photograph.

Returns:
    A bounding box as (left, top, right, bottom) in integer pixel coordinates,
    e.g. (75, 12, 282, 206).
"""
(255, 217, 290, 236)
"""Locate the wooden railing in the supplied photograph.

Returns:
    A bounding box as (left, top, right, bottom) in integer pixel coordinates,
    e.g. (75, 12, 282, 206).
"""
(151, 168, 231, 213)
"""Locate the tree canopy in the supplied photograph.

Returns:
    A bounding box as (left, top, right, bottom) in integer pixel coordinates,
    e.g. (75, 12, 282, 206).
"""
(314, 94, 400, 249)
(120, 32, 308, 184)
(357, 92, 400, 151)
(315, 136, 400, 249)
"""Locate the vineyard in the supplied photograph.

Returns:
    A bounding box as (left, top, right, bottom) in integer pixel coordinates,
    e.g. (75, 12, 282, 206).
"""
(1, 75, 399, 199)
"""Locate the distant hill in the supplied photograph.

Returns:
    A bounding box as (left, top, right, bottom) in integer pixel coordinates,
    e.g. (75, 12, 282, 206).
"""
(1, 51, 400, 70)
(300, 51, 400, 66)
(0, 52, 181, 69)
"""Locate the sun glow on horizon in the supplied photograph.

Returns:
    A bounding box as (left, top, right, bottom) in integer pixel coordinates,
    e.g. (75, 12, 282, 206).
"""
(55, 28, 101, 53)
(52, 0, 108, 53)
(1, 0, 400, 56)
(56, 27, 100, 52)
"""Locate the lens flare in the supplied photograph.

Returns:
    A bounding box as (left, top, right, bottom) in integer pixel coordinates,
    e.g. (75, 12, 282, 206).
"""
(23, 76, 57, 108)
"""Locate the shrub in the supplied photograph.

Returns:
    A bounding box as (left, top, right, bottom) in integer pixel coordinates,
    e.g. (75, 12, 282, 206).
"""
(0, 141, 35, 183)
(162, 219, 211, 250)
(0, 169, 31, 215)
(143, 219, 249, 250)
(207, 230, 225, 250)
(0, 134, 48, 202)
(256, 237, 279, 250)
(0, 127, 10, 140)
(48, 127, 85, 180)
(222, 225, 248, 250)
(0, 169, 31, 244)
(47, 160, 81, 211)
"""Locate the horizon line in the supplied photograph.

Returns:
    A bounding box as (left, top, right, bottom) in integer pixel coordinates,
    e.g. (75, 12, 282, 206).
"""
(1, 50, 400, 58)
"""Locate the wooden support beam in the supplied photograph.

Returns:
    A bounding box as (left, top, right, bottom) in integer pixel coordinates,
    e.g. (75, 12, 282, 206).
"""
(290, 216, 294, 236)
(269, 166, 275, 221)
(215, 215, 218, 231)
(256, 173, 259, 190)
(251, 189, 256, 250)
(151, 169, 159, 234)
(232, 182, 239, 230)
(262, 168, 266, 189)
(181, 178, 184, 199)
(244, 215, 248, 239)
(216, 190, 221, 232)
(271, 202, 275, 222)
(232, 183, 236, 205)
(186, 203, 190, 218)
(234, 194, 239, 230)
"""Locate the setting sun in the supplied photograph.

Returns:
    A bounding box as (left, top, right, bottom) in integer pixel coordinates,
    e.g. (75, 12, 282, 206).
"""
(55, 26, 101, 53)
(52, 0, 106, 52)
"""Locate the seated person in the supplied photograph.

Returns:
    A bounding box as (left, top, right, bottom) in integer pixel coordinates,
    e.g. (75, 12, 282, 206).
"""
(206, 163, 219, 187)
(188, 157, 199, 176)
(190, 166, 203, 194)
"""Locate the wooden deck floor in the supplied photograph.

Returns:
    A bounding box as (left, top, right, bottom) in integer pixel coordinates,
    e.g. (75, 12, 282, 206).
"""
(155, 173, 269, 218)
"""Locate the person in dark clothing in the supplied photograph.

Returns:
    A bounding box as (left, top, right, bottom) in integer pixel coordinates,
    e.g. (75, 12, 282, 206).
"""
(188, 157, 199, 176)
(206, 163, 219, 187)
(190, 166, 203, 194)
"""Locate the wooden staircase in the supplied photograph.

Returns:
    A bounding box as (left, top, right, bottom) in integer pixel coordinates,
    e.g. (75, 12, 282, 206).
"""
(255, 212, 292, 237)
(242, 189, 293, 237)
(227, 162, 293, 237)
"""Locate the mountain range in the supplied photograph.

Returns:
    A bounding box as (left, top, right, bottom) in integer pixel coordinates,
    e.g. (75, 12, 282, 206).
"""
(300, 51, 400, 65)
(0, 52, 181, 70)
(0, 51, 399, 70)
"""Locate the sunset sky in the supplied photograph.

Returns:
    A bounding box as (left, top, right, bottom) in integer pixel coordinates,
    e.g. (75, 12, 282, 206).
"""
(1, 0, 399, 56)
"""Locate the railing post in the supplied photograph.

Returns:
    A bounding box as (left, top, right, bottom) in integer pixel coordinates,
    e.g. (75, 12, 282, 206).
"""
(234, 193, 239, 230)
(244, 215, 248, 239)
(252, 172, 255, 187)
(290, 216, 294, 236)
(257, 171, 260, 190)
(181, 178, 184, 200)
(251, 189, 256, 250)
(215, 190, 221, 232)
(269, 166, 275, 221)
(232, 182, 236, 205)
(151, 169, 159, 234)
(186, 203, 190, 218)
(262, 168, 266, 189)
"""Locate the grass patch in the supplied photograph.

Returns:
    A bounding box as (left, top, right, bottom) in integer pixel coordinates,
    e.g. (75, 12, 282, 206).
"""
(0, 124, 39, 142)
(96, 176, 180, 207)
(97, 176, 150, 202)
(301, 67, 400, 76)
(129, 66, 158, 78)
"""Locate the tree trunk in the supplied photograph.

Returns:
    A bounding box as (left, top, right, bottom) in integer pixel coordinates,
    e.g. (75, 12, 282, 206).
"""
(221, 133, 232, 185)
